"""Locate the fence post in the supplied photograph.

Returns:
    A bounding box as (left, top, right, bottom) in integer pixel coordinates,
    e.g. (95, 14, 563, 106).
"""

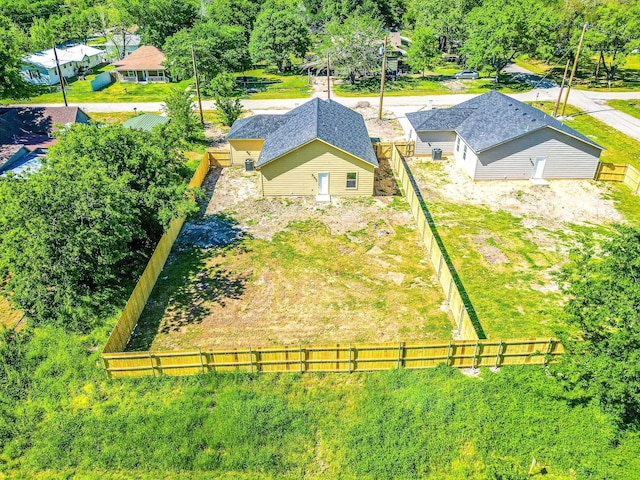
(457, 304, 465, 335)
(472, 340, 480, 371)
(543, 337, 553, 367)
(249, 347, 254, 373)
(447, 277, 454, 302)
(299, 345, 304, 373)
(199, 347, 205, 374)
(446, 339, 452, 366)
(494, 339, 503, 369)
(348, 344, 353, 373)
(437, 253, 444, 279)
(397, 342, 404, 369)
(148, 352, 156, 378)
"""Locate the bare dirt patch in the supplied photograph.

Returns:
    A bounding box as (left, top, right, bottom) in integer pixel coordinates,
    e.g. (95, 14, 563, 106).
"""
(128, 169, 452, 351)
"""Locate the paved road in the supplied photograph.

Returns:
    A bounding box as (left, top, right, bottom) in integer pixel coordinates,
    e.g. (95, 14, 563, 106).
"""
(8, 87, 640, 141)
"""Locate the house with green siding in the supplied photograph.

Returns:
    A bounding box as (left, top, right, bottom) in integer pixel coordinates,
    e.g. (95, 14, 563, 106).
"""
(227, 98, 378, 199)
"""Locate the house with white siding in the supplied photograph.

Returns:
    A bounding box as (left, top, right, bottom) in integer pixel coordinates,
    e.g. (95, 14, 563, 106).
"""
(21, 45, 105, 85)
(406, 91, 605, 181)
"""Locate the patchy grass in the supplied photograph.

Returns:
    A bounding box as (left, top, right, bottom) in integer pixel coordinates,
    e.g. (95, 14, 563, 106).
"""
(89, 110, 151, 124)
(238, 68, 312, 99)
(407, 159, 621, 339)
(8, 65, 193, 104)
(129, 178, 452, 350)
(531, 101, 640, 170)
(607, 99, 640, 120)
(335, 73, 532, 97)
(0, 294, 22, 328)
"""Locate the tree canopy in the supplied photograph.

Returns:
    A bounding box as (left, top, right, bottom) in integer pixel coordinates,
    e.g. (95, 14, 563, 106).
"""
(0, 124, 197, 331)
(249, 0, 311, 72)
(554, 225, 640, 427)
(0, 15, 30, 99)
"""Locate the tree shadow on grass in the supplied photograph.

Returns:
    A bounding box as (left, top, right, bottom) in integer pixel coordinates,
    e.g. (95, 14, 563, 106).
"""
(125, 214, 249, 351)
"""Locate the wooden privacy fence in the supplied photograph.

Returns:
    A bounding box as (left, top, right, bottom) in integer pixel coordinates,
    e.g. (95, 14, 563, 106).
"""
(390, 145, 485, 340)
(102, 156, 210, 354)
(595, 162, 640, 195)
(373, 141, 415, 160)
(205, 148, 232, 167)
(102, 338, 563, 377)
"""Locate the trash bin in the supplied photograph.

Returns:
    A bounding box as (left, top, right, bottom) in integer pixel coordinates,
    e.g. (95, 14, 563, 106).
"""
(432, 148, 442, 160)
(245, 158, 254, 171)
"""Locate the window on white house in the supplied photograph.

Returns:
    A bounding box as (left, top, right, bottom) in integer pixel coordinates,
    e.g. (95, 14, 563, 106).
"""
(463, 145, 467, 160)
(456, 137, 460, 151)
(346, 172, 358, 189)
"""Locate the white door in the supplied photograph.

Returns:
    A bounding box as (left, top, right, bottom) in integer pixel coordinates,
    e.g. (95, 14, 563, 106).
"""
(318, 173, 329, 195)
(532, 157, 547, 179)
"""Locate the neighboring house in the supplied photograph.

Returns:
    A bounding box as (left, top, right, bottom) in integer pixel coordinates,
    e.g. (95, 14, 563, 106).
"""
(21, 45, 105, 85)
(227, 98, 378, 198)
(122, 113, 169, 132)
(112, 46, 169, 83)
(105, 33, 141, 60)
(0, 106, 91, 173)
(406, 91, 605, 181)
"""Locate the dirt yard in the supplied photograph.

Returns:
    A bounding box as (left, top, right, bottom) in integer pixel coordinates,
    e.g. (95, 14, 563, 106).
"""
(128, 167, 452, 351)
(406, 156, 624, 338)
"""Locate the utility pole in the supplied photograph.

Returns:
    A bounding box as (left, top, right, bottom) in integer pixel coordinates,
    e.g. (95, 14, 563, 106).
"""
(52, 43, 68, 107)
(560, 23, 588, 117)
(191, 45, 204, 125)
(553, 58, 571, 117)
(378, 35, 388, 120)
(327, 53, 331, 100)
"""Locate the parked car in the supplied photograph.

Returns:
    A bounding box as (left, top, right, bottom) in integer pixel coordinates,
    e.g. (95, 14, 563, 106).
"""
(453, 70, 479, 80)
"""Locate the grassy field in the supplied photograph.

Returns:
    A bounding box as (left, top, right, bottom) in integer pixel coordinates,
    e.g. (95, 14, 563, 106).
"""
(6, 65, 193, 104)
(3, 323, 640, 479)
(241, 68, 312, 99)
(607, 99, 640, 120)
(130, 192, 452, 350)
(335, 72, 532, 97)
(516, 54, 640, 91)
(531, 101, 640, 170)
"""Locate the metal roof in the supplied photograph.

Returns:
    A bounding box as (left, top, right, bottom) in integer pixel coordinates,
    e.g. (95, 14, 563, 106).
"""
(23, 45, 105, 70)
(228, 98, 377, 168)
(122, 113, 169, 132)
(407, 91, 604, 152)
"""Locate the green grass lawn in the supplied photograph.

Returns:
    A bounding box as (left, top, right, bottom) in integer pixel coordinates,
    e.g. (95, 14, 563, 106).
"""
(238, 68, 312, 99)
(531, 101, 640, 170)
(607, 99, 640, 120)
(516, 54, 640, 91)
(5, 324, 640, 479)
(7, 65, 193, 104)
(335, 72, 532, 97)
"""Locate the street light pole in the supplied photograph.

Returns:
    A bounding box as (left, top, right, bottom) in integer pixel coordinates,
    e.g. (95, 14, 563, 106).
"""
(560, 23, 588, 117)
(378, 35, 388, 120)
(191, 44, 205, 125)
(327, 53, 331, 100)
(52, 43, 68, 107)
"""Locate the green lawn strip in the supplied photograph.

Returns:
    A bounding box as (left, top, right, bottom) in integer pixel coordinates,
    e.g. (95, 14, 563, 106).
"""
(7, 326, 640, 480)
(607, 99, 640, 120)
(335, 73, 532, 97)
(532, 101, 640, 170)
(237, 68, 312, 99)
(131, 209, 452, 351)
(7, 65, 193, 104)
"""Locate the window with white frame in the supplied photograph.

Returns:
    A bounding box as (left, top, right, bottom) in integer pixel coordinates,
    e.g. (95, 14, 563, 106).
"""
(463, 144, 467, 160)
(456, 137, 460, 151)
(346, 172, 358, 189)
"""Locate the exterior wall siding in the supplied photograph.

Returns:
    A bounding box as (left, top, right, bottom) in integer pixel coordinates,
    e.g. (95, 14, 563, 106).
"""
(453, 135, 478, 178)
(473, 127, 602, 181)
(415, 130, 456, 155)
(259, 140, 375, 197)
(229, 139, 264, 166)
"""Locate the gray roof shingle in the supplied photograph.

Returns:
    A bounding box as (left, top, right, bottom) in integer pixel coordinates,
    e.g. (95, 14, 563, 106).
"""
(407, 91, 604, 152)
(227, 98, 378, 168)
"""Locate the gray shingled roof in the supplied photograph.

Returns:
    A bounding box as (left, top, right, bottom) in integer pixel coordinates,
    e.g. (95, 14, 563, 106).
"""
(227, 98, 378, 168)
(407, 91, 604, 153)
(226, 114, 290, 139)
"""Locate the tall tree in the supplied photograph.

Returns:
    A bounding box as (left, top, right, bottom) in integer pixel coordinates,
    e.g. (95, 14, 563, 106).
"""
(463, 0, 548, 81)
(206, 0, 263, 41)
(406, 26, 440, 76)
(0, 125, 197, 331)
(123, 0, 198, 48)
(553, 225, 640, 427)
(163, 21, 250, 82)
(208, 72, 244, 126)
(249, 0, 310, 72)
(321, 14, 384, 85)
(0, 15, 31, 99)
(161, 88, 202, 142)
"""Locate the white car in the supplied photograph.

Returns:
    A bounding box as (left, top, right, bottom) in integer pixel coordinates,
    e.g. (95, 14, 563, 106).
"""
(454, 70, 480, 80)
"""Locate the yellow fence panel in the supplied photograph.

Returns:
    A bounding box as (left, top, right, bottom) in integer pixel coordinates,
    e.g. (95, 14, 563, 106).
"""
(205, 149, 232, 167)
(595, 162, 640, 195)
